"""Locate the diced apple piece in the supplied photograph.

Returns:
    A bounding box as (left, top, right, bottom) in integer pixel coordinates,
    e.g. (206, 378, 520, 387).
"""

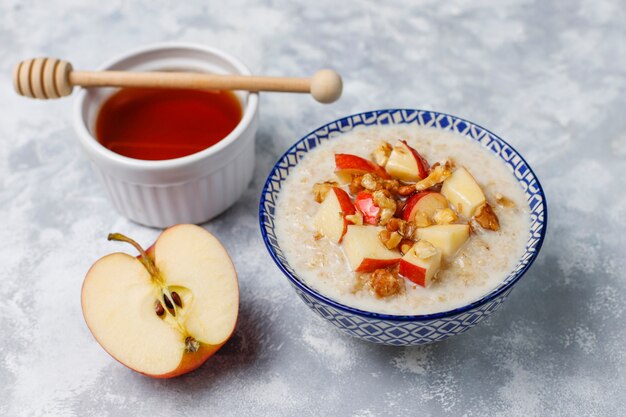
(354, 191, 381, 225)
(335, 153, 389, 183)
(399, 241, 442, 287)
(416, 224, 470, 257)
(342, 225, 400, 272)
(441, 167, 486, 218)
(385, 140, 429, 182)
(314, 187, 356, 243)
(401, 191, 448, 222)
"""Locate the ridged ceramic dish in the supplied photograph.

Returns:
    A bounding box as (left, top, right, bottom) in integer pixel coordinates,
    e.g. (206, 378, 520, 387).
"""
(74, 43, 259, 228)
(259, 109, 547, 345)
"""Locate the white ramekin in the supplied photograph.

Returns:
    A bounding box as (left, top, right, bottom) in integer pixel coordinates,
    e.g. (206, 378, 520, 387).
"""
(74, 43, 259, 228)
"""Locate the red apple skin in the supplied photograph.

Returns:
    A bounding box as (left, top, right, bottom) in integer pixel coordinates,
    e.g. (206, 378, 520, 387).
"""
(354, 191, 381, 225)
(401, 191, 436, 221)
(81, 225, 239, 379)
(400, 140, 429, 179)
(335, 153, 390, 179)
(331, 187, 356, 243)
(398, 259, 427, 287)
(355, 258, 401, 273)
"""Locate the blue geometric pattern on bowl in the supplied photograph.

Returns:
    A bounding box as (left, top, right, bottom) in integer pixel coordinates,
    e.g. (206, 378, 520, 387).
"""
(259, 109, 547, 345)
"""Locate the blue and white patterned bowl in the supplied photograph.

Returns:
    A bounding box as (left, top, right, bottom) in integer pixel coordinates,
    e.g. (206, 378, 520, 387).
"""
(259, 109, 547, 346)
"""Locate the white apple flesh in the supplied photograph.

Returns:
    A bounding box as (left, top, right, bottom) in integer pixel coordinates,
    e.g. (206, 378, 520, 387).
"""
(341, 225, 400, 272)
(416, 224, 470, 257)
(314, 187, 356, 243)
(441, 167, 486, 218)
(81, 224, 238, 378)
(398, 241, 442, 287)
(401, 191, 449, 222)
(385, 140, 429, 182)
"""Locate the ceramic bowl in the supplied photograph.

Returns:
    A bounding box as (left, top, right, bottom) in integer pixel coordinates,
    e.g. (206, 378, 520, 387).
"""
(259, 109, 547, 345)
(74, 43, 259, 228)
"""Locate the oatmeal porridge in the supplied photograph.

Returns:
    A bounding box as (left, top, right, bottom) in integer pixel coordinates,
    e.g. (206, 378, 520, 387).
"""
(275, 124, 530, 315)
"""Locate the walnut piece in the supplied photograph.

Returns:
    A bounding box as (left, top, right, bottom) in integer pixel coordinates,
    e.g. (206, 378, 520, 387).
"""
(379, 230, 402, 249)
(371, 141, 393, 167)
(474, 202, 500, 231)
(411, 240, 438, 259)
(362, 173, 384, 191)
(386, 218, 419, 240)
(372, 190, 397, 226)
(432, 207, 458, 225)
(312, 181, 339, 203)
(414, 161, 453, 192)
(370, 268, 404, 298)
(399, 238, 414, 255)
(495, 193, 516, 208)
(386, 217, 403, 232)
(345, 211, 364, 225)
(349, 174, 365, 194)
(413, 211, 431, 228)
(397, 185, 416, 196)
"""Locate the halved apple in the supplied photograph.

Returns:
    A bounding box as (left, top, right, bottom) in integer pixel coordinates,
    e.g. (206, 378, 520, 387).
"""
(385, 140, 429, 182)
(335, 153, 389, 183)
(354, 191, 381, 225)
(399, 241, 442, 287)
(341, 225, 400, 272)
(81, 224, 239, 378)
(416, 224, 470, 257)
(401, 191, 449, 222)
(441, 167, 486, 218)
(314, 187, 356, 243)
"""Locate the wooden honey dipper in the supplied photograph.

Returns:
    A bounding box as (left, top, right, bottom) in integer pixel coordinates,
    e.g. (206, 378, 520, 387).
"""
(12, 57, 343, 103)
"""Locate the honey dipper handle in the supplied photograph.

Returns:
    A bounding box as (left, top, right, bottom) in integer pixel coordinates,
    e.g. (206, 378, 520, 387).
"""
(13, 57, 343, 104)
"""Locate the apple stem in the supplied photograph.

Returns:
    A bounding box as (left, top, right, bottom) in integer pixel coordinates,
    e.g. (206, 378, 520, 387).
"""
(107, 233, 161, 281)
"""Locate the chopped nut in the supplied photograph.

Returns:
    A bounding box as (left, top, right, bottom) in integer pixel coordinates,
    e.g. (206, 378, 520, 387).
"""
(383, 179, 400, 195)
(362, 173, 384, 191)
(386, 217, 404, 232)
(371, 141, 393, 166)
(402, 221, 418, 240)
(387, 231, 402, 249)
(399, 239, 414, 255)
(378, 229, 391, 246)
(474, 203, 500, 231)
(414, 161, 453, 191)
(495, 193, 516, 208)
(370, 268, 404, 298)
(372, 190, 397, 226)
(397, 184, 416, 196)
(412, 240, 438, 259)
(394, 199, 405, 217)
(349, 174, 365, 194)
(313, 232, 323, 240)
(345, 211, 364, 225)
(379, 230, 402, 249)
(432, 208, 458, 225)
(312, 181, 339, 203)
(413, 211, 431, 228)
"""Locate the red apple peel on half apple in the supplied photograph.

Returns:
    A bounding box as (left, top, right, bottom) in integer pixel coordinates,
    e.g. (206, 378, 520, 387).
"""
(81, 224, 239, 378)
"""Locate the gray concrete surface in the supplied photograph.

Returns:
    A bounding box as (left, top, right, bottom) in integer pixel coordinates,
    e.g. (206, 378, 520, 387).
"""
(1, 0, 625, 415)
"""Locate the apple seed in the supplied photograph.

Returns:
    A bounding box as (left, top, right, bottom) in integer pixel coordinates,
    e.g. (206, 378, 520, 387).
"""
(154, 300, 165, 317)
(171, 291, 183, 308)
(163, 293, 176, 316)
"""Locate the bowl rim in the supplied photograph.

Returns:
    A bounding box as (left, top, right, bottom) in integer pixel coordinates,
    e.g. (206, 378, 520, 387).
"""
(259, 108, 547, 322)
(73, 42, 260, 171)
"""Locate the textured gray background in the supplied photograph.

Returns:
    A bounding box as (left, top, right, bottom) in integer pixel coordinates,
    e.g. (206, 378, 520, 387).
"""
(1, 0, 625, 415)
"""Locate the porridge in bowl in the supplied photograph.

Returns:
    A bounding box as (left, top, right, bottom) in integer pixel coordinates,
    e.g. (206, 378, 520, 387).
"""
(274, 124, 530, 315)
